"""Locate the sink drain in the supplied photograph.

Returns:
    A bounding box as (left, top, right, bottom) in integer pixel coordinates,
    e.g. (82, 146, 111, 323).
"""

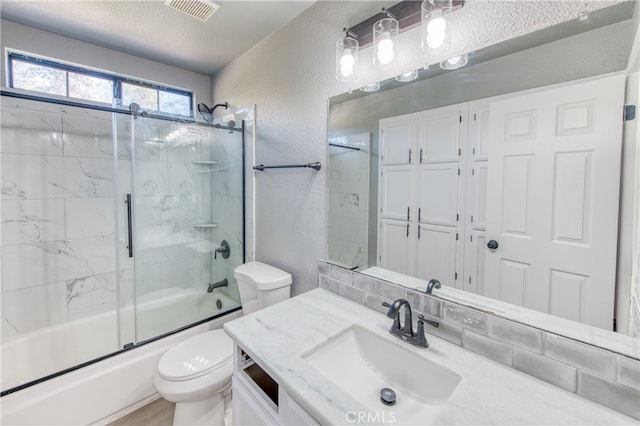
(380, 387, 396, 406)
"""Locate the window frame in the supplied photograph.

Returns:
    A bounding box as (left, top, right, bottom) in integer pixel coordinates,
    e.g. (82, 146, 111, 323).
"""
(7, 51, 194, 117)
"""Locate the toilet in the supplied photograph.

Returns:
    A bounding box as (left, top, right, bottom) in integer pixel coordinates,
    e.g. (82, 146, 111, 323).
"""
(154, 262, 292, 426)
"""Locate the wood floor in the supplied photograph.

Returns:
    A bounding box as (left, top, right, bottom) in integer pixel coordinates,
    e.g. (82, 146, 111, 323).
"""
(107, 398, 174, 426)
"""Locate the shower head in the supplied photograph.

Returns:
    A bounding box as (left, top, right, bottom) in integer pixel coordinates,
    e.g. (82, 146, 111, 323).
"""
(197, 103, 214, 124)
(197, 102, 230, 125)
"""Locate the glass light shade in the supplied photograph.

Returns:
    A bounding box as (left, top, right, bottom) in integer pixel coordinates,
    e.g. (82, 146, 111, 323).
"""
(421, 0, 452, 54)
(394, 70, 419, 82)
(360, 82, 380, 92)
(440, 53, 468, 70)
(373, 17, 399, 70)
(336, 36, 359, 83)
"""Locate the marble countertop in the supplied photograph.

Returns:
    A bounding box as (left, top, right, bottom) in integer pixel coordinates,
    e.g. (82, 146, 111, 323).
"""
(224, 289, 636, 425)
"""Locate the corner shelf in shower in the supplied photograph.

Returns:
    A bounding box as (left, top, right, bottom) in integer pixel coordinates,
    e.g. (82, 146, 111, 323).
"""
(193, 222, 219, 229)
(192, 161, 226, 174)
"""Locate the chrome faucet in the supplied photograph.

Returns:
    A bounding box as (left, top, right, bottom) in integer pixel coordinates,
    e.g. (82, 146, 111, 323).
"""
(383, 299, 440, 348)
(426, 279, 441, 294)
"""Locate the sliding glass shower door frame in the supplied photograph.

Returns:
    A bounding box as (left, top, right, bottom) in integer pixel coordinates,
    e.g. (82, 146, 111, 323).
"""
(0, 90, 244, 396)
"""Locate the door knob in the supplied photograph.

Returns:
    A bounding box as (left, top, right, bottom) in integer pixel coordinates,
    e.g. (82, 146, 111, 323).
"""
(487, 240, 499, 250)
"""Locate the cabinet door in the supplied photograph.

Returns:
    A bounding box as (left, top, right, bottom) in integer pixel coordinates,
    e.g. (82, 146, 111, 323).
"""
(280, 390, 319, 426)
(463, 103, 489, 294)
(415, 224, 457, 285)
(415, 103, 465, 287)
(379, 219, 412, 275)
(379, 166, 412, 221)
(380, 116, 418, 165)
(232, 375, 279, 426)
(416, 163, 458, 227)
(418, 104, 462, 164)
(469, 162, 488, 231)
(464, 231, 486, 294)
(469, 105, 490, 161)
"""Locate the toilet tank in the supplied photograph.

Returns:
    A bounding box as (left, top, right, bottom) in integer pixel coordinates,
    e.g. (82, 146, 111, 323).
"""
(234, 262, 292, 315)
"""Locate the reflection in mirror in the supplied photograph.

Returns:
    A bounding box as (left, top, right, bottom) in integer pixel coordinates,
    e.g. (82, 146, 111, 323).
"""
(327, 1, 640, 356)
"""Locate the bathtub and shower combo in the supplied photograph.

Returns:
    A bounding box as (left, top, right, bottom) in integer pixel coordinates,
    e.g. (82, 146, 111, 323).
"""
(0, 92, 247, 424)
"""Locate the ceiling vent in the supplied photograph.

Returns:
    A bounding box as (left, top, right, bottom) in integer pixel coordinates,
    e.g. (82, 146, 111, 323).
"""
(164, 0, 220, 22)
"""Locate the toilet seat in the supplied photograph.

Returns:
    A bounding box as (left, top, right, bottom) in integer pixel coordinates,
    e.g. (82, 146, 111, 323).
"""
(158, 330, 233, 381)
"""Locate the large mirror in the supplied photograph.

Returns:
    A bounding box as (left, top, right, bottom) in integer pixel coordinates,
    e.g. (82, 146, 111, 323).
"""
(327, 1, 639, 356)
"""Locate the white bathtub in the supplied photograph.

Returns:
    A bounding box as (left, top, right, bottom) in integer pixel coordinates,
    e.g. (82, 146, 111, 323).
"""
(1, 288, 242, 425)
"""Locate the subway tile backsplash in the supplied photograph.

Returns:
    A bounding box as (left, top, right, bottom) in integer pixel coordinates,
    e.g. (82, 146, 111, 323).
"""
(318, 260, 640, 420)
(513, 347, 577, 392)
(488, 316, 543, 354)
(544, 333, 618, 381)
(443, 303, 488, 334)
(463, 330, 513, 366)
(577, 371, 640, 419)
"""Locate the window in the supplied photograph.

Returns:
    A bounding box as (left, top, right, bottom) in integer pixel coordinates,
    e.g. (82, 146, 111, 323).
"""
(122, 82, 157, 111)
(8, 52, 193, 117)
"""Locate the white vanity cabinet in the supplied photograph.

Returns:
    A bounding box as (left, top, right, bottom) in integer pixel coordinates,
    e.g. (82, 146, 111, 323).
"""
(232, 345, 318, 426)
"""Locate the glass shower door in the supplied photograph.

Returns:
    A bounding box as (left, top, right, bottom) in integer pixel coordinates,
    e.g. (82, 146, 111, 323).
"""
(1, 97, 123, 390)
(1, 94, 245, 393)
(130, 114, 243, 343)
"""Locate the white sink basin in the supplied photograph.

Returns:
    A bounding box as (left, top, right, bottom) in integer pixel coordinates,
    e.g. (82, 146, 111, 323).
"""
(301, 325, 461, 424)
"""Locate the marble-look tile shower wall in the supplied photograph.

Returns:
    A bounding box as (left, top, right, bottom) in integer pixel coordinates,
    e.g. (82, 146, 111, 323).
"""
(0, 100, 237, 342)
(327, 133, 370, 269)
(130, 119, 214, 299)
(1, 104, 125, 339)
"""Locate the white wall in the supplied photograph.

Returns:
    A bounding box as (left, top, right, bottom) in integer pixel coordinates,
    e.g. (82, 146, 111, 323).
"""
(213, 1, 624, 294)
(0, 19, 212, 106)
(211, 0, 624, 294)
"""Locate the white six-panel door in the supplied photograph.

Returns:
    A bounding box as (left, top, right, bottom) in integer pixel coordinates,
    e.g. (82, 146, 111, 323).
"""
(484, 75, 625, 330)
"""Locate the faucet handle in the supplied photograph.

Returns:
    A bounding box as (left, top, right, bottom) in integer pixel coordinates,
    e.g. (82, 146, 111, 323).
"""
(413, 317, 429, 348)
(418, 314, 440, 328)
(382, 301, 402, 337)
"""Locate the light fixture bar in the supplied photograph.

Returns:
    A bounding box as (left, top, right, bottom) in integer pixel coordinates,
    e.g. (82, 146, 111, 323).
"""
(343, 28, 358, 39)
(347, 0, 463, 48)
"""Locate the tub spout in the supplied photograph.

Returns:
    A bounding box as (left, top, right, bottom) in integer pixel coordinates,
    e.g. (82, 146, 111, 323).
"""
(207, 278, 228, 293)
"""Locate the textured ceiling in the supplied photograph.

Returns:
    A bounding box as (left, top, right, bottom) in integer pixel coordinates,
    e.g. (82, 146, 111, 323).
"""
(0, 0, 315, 76)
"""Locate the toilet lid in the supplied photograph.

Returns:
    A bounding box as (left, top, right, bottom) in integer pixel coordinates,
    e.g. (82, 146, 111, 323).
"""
(158, 330, 233, 381)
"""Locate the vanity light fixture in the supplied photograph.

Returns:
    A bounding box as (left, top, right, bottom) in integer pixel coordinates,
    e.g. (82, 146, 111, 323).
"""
(373, 8, 399, 70)
(421, 0, 452, 54)
(360, 82, 381, 92)
(335, 1, 465, 83)
(336, 28, 359, 83)
(440, 53, 468, 70)
(394, 69, 419, 82)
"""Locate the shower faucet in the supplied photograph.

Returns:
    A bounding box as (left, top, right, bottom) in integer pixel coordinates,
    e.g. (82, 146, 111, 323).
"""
(214, 240, 230, 259)
(207, 279, 228, 293)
